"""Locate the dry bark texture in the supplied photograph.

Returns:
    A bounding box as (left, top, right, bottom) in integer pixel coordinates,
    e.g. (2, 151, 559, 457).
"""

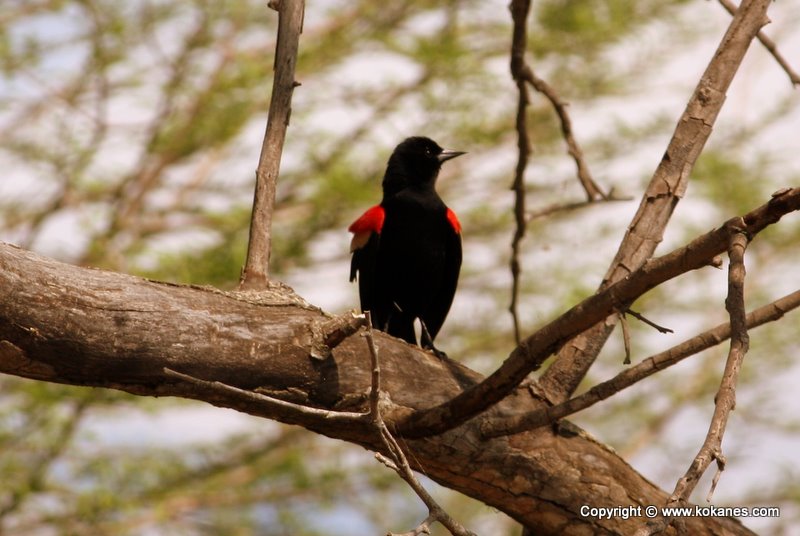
(0, 243, 755, 535)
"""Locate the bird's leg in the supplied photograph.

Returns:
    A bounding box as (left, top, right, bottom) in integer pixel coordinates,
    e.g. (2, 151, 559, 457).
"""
(419, 320, 448, 359)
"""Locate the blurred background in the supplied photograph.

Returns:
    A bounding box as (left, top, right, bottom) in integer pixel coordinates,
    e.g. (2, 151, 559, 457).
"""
(1, 0, 799, 534)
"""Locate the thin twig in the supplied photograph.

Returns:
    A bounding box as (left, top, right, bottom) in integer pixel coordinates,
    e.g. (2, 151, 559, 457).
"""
(240, 0, 305, 289)
(363, 311, 381, 418)
(163, 367, 367, 423)
(527, 193, 631, 221)
(522, 69, 606, 201)
(363, 315, 476, 536)
(637, 229, 752, 536)
(506, 0, 609, 344)
(625, 308, 674, 334)
(480, 288, 800, 438)
(717, 0, 800, 86)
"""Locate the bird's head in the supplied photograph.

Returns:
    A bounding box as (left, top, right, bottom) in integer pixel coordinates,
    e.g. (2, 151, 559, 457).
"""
(383, 136, 465, 196)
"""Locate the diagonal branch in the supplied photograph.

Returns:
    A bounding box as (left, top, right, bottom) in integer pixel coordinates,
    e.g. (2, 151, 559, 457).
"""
(522, 69, 606, 201)
(481, 288, 800, 438)
(240, 0, 305, 289)
(539, 0, 773, 402)
(395, 188, 800, 438)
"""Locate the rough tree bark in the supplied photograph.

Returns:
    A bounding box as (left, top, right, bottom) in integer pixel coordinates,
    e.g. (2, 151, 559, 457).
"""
(0, 241, 764, 535)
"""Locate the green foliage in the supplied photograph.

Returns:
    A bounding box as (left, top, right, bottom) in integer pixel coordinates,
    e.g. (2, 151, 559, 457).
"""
(693, 150, 771, 215)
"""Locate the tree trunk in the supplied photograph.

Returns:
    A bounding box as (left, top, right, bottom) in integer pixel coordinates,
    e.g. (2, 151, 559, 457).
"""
(0, 243, 754, 535)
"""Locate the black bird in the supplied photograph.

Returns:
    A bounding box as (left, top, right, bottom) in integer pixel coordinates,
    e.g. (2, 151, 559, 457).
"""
(348, 136, 464, 356)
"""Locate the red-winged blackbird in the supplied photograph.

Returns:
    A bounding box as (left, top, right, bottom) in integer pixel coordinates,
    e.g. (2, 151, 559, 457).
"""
(349, 137, 464, 356)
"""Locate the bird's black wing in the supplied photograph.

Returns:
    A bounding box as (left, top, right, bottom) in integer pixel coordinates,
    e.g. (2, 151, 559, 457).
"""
(421, 221, 462, 346)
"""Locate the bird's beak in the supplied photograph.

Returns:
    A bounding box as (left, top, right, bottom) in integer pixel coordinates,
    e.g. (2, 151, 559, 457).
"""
(437, 150, 466, 163)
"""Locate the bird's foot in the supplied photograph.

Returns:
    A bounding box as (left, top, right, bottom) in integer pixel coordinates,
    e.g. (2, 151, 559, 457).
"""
(423, 344, 448, 360)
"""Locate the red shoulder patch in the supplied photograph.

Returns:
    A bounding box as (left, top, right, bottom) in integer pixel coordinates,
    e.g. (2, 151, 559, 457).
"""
(348, 205, 385, 234)
(446, 207, 461, 234)
(348, 205, 385, 252)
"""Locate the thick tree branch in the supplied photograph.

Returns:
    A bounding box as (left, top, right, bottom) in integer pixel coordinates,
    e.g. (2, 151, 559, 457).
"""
(240, 0, 305, 289)
(166, 314, 474, 536)
(0, 242, 755, 535)
(539, 0, 773, 402)
(396, 188, 800, 439)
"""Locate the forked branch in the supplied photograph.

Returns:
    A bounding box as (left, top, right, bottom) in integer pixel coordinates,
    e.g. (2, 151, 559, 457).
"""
(637, 228, 752, 535)
(364, 316, 476, 536)
(539, 0, 773, 401)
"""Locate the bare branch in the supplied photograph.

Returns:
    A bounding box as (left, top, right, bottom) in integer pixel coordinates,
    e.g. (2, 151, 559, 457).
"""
(619, 311, 632, 365)
(240, 0, 305, 289)
(508, 0, 532, 346)
(631, 228, 756, 535)
(0, 242, 759, 535)
(717, 0, 800, 86)
(363, 311, 381, 418)
(522, 69, 606, 201)
(539, 0, 773, 402)
(669, 228, 750, 505)
(527, 193, 632, 221)
(377, 415, 476, 536)
(309, 312, 368, 360)
(397, 188, 800, 438)
(506, 0, 609, 344)
(480, 288, 800, 438)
